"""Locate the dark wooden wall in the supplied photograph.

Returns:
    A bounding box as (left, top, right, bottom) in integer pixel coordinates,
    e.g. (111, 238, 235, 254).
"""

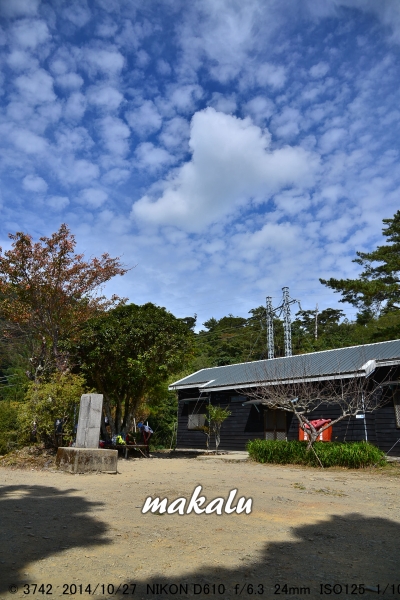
(176, 391, 264, 451)
(176, 371, 400, 455)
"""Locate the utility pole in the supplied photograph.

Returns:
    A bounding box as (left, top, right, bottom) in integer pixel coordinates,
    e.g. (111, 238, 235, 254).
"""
(315, 303, 319, 340)
(266, 296, 274, 359)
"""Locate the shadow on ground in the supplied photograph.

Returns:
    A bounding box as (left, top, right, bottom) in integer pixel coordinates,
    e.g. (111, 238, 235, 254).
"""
(148, 451, 207, 459)
(1, 484, 399, 600)
(131, 513, 400, 600)
(0, 484, 109, 594)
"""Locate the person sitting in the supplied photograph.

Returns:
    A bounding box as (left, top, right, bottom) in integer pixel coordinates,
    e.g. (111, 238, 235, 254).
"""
(125, 432, 136, 445)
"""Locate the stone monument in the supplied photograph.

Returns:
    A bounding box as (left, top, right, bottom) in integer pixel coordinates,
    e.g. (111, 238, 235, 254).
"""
(75, 393, 103, 448)
(56, 393, 118, 474)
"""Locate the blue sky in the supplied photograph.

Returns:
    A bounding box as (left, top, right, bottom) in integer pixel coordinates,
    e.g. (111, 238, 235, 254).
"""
(1, 0, 400, 328)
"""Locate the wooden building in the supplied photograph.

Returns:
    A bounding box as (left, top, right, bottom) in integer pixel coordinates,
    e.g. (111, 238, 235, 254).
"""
(169, 340, 400, 456)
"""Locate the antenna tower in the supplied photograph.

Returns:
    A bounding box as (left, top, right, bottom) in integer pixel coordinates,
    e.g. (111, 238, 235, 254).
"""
(265, 287, 302, 358)
(266, 296, 274, 359)
(281, 287, 302, 357)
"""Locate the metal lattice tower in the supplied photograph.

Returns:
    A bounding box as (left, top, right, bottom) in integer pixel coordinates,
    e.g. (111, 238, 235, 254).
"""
(265, 287, 302, 358)
(282, 287, 292, 357)
(266, 296, 274, 359)
(280, 287, 302, 357)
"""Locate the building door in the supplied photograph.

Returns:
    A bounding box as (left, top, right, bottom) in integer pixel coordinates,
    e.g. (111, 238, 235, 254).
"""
(265, 409, 287, 441)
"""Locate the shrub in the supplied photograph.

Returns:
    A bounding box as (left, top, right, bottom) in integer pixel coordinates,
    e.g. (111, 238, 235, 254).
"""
(247, 439, 385, 468)
(147, 386, 179, 450)
(0, 401, 20, 455)
(17, 373, 88, 447)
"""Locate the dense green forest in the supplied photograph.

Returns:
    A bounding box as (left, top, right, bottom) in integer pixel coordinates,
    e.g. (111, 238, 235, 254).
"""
(191, 302, 400, 369)
(0, 211, 399, 452)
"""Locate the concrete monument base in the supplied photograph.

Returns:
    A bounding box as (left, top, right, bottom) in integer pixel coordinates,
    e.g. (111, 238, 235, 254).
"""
(56, 447, 118, 474)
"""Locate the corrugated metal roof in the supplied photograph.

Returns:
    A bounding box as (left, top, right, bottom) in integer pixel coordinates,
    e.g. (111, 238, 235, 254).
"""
(169, 339, 400, 391)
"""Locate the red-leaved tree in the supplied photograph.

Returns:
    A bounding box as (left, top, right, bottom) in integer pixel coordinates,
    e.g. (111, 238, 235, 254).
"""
(0, 224, 128, 377)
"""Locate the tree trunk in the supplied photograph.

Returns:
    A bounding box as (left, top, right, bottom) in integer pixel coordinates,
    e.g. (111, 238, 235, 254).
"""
(102, 392, 116, 436)
(115, 400, 122, 435)
(215, 427, 220, 455)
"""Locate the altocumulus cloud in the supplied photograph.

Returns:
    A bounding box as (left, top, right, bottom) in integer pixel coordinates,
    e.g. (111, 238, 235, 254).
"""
(131, 108, 319, 232)
(1, 0, 400, 326)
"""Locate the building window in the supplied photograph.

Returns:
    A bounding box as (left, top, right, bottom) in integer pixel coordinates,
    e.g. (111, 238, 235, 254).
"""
(394, 390, 400, 428)
(230, 395, 247, 403)
(185, 399, 207, 430)
(188, 413, 206, 429)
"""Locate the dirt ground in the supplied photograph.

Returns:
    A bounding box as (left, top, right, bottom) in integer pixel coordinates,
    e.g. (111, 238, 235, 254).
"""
(1, 452, 400, 600)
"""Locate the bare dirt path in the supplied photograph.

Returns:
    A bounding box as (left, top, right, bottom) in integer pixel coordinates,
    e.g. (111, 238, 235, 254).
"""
(1, 456, 399, 600)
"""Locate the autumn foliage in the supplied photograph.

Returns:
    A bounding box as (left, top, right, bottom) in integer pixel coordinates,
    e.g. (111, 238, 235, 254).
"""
(0, 224, 127, 375)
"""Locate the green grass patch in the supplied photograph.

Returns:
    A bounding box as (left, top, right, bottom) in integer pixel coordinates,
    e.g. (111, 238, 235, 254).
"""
(247, 439, 386, 469)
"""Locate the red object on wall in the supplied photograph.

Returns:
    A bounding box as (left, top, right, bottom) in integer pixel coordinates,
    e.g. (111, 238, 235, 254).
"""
(299, 419, 332, 442)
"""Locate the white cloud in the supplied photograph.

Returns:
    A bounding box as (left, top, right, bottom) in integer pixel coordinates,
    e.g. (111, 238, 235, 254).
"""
(79, 188, 108, 208)
(102, 168, 131, 185)
(64, 92, 87, 121)
(134, 142, 175, 173)
(177, 1, 283, 83)
(126, 100, 162, 136)
(131, 108, 319, 231)
(257, 63, 286, 89)
(136, 49, 150, 68)
(54, 126, 94, 153)
(7, 49, 39, 71)
(12, 128, 47, 153)
(62, 160, 99, 185)
(310, 61, 330, 78)
(22, 174, 48, 192)
(271, 107, 301, 139)
(0, 0, 39, 18)
(63, 1, 91, 28)
(114, 18, 151, 50)
(87, 85, 124, 110)
(169, 84, 203, 113)
(159, 117, 190, 149)
(6, 101, 34, 122)
(56, 72, 84, 89)
(47, 195, 69, 210)
(11, 19, 50, 49)
(328, 0, 400, 45)
(209, 93, 237, 114)
(81, 47, 125, 77)
(96, 19, 118, 38)
(50, 48, 78, 76)
(244, 96, 275, 125)
(14, 69, 56, 105)
(157, 59, 171, 76)
(319, 127, 347, 154)
(232, 221, 304, 262)
(2, 0, 400, 330)
(100, 116, 130, 155)
(273, 189, 312, 215)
